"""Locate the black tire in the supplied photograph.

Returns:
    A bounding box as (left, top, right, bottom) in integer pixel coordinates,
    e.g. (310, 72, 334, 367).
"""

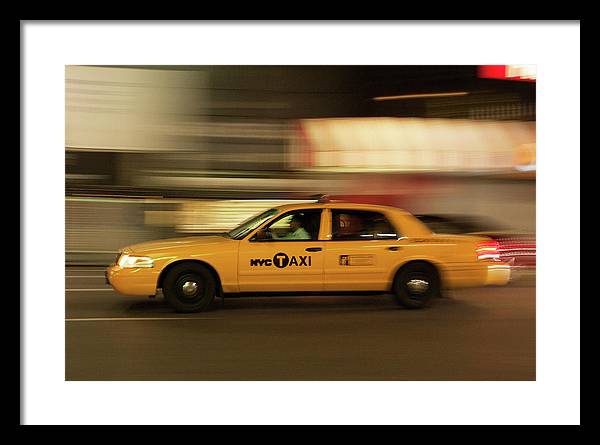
(392, 262, 440, 309)
(162, 263, 217, 313)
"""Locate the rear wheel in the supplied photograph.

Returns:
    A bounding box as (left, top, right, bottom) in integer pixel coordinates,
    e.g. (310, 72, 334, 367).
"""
(162, 263, 217, 313)
(392, 262, 440, 309)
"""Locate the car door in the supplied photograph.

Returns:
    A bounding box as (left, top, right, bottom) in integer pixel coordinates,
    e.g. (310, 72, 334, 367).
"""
(323, 209, 404, 292)
(237, 209, 325, 292)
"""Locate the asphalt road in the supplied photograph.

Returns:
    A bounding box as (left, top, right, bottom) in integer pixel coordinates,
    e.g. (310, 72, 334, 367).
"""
(65, 267, 535, 381)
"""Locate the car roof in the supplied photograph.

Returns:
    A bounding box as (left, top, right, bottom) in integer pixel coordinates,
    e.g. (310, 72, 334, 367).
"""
(271, 201, 410, 214)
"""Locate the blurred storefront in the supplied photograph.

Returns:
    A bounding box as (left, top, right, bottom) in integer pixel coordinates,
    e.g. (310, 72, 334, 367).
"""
(65, 65, 536, 264)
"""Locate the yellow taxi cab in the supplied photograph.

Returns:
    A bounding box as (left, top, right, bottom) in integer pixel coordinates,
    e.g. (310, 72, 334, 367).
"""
(106, 201, 511, 312)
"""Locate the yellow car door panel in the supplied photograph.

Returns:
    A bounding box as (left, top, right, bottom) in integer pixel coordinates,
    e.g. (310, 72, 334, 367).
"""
(323, 240, 402, 291)
(323, 208, 407, 291)
(237, 209, 325, 292)
(238, 241, 324, 292)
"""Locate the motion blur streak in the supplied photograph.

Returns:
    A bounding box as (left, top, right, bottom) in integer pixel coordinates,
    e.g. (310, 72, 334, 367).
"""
(65, 65, 536, 381)
(373, 91, 469, 101)
(66, 65, 536, 267)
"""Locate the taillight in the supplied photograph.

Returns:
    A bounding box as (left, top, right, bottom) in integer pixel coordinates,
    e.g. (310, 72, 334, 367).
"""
(476, 240, 500, 261)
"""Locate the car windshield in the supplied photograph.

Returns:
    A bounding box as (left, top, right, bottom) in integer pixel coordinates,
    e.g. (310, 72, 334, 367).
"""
(226, 208, 280, 240)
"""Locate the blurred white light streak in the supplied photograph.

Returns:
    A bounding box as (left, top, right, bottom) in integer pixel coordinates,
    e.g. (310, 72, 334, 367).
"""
(65, 317, 221, 322)
(373, 92, 469, 101)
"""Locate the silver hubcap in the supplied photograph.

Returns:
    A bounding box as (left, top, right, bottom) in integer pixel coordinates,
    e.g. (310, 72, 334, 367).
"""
(406, 279, 429, 294)
(182, 281, 199, 296)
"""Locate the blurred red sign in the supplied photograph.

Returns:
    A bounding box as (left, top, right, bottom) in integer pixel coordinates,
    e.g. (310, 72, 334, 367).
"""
(478, 65, 536, 82)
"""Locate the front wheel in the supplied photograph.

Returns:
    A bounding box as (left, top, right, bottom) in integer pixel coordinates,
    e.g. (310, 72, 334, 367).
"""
(162, 263, 217, 313)
(392, 262, 440, 309)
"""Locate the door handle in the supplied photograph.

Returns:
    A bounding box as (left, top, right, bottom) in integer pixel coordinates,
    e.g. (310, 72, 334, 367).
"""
(388, 246, 402, 251)
(305, 247, 322, 252)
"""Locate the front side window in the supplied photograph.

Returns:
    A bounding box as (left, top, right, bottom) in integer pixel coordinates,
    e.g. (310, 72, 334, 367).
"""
(253, 210, 322, 241)
(331, 210, 398, 241)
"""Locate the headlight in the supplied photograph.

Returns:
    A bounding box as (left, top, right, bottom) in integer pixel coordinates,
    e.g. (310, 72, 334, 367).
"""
(118, 254, 154, 268)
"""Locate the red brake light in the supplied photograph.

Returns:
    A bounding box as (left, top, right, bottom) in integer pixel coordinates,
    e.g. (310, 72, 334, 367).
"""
(476, 240, 500, 261)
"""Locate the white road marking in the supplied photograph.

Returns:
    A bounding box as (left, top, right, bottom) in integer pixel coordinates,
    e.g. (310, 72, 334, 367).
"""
(66, 288, 113, 292)
(66, 317, 220, 322)
(65, 276, 106, 278)
(66, 272, 108, 274)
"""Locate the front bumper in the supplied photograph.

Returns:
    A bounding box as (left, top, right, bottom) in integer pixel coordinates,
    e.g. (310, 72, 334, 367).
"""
(106, 265, 159, 296)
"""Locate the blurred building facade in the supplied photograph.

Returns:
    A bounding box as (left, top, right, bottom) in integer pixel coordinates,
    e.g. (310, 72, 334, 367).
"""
(65, 66, 536, 264)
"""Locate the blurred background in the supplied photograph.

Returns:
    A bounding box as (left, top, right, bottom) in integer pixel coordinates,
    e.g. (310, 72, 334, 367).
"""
(65, 65, 536, 269)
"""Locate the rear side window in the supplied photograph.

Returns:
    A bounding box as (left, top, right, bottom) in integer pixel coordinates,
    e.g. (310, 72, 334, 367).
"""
(331, 210, 399, 241)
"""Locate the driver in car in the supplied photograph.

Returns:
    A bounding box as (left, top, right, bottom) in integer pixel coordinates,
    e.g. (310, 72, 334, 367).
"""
(271, 215, 311, 240)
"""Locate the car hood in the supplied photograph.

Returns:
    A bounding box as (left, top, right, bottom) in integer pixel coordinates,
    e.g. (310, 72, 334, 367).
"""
(123, 235, 233, 255)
